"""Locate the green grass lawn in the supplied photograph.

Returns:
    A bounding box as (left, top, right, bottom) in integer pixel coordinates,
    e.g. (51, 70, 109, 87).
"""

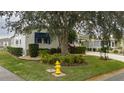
(0, 51, 124, 80)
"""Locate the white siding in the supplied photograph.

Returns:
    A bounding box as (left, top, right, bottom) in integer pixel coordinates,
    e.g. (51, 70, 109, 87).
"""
(26, 30, 59, 50)
(11, 34, 26, 55)
(10, 29, 59, 56)
(88, 40, 101, 48)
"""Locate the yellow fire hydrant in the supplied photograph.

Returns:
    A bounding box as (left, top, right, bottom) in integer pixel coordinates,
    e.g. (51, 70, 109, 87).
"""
(55, 61, 61, 75)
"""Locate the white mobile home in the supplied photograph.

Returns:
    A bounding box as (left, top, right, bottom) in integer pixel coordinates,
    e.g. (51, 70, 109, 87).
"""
(76, 33, 116, 50)
(10, 29, 59, 55)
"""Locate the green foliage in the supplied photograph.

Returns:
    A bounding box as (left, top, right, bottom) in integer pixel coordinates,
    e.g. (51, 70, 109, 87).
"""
(41, 54, 86, 66)
(0, 12, 86, 55)
(7, 46, 23, 57)
(1, 51, 124, 80)
(93, 48, 96, 52)
(97, 48, 101, 52)
(41, 54, 60, 64)
(101, 47, 109, 53)
(69, 46, 86, 54)
(2, 11, 124, 55)
(49, 48, 61, 54)
(29, 44, 39, 57)
(87, 48, 92, 51)
(39, 48, 49, 54)
(39, 48, 61, 55)
(68, 30, 77, 43)
(113, 50, 119, 54)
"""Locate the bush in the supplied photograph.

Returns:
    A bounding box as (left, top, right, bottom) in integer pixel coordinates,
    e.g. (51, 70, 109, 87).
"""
(49, 48, 61, 54)
(69, 46, 86, 54)
(7, 47, 23, 57)
(87, 48, 92, 51)
(29, 44, 39, 57)
(101, 47, 109, 53)
(41, 53, 87, 66)
(97, 48, 101, 52)
(93, 48, 96, 52)
(69, 46, 75, 54)
(41, 53, 60, 64)
(39, 48, 50, 54)
(113, 50, 118, 54)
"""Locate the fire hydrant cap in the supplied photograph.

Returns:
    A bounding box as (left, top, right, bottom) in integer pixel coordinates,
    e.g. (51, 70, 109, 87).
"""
(55, 61, 60, 65)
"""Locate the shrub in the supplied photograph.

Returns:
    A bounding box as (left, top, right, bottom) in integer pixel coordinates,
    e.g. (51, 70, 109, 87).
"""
(7, 46, 23, 57)
(109, 48, 113, 51)
(69, 46, 75, 54)
(49, 48, 56, 54)
(39, 48, 50, 54)
(93, 48, 96, 52)
(41, 53, 59, 64)
(97, 48, 101, 52)
(41, 54, 87, 66)
(87, 48, 92, 51)
(86, 48, 89, 51)
(113, 50, 118, 54)
(101, 47, 109, 53)
(49, 48, 61, 54)
(69, 46, 86, 54)
(29, 44, 39, 57)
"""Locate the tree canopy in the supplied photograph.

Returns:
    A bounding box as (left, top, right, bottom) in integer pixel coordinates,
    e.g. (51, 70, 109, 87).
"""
(0, 11, 124, 55)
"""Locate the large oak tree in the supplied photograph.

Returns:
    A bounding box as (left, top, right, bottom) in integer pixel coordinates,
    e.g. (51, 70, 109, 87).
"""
(1, 11, 124, 56)
(0, 11, 87, 55)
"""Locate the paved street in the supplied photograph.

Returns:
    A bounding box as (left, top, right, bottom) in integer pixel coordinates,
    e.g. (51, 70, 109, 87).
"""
(86, 52, 124, 81)
(0, 66, 23, 81)
(105, 72, 124, 81)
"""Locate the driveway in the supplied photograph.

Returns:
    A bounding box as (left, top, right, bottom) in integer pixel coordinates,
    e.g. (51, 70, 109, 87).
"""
(86, 52, 124, 81)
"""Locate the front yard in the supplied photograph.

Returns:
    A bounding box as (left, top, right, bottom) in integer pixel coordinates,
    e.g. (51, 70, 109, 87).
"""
(0, 51, 124, 80)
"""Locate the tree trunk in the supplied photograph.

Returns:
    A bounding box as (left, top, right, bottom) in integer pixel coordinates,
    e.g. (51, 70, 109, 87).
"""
(58, 35, 61, 49)
(59, 31, 69, 55)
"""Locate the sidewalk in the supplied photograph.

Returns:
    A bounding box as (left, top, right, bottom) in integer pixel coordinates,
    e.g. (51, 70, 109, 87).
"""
(0, 66, 23, 81)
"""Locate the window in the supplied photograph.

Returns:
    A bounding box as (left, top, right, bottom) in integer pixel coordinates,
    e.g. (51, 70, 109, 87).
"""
(35, 32, 51, 44)
(112, 42, 114, 47)
(43, 38, 51, 44)
(16, 40, 18, 45)
(20, 40, 21, 44)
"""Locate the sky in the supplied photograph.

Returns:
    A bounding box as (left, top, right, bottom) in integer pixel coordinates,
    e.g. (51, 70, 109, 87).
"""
(0, 17, 14, 39)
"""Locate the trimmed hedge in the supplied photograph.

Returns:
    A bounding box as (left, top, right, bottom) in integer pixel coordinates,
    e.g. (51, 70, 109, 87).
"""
(69, 46, 86, 54)
(29, 44, 39, 57)
(39, 48, 61, 55)
(39, 48, 49, 54)
(7, 46, 23, 57)
(113, 50, 119, 54)
(41, 54, 87, 66)
(87, 48, 92, 51)
(93, 48, 96, 52)
(49, 48, 61, 54)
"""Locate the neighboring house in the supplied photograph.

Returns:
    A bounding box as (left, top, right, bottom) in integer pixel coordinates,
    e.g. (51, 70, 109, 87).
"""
(74, 32, 89, 47)
(0, 38, 11, 48)
(87, 39, 116, 49)
(76, 33, 116, 50)
(10, 29, 59, 55)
